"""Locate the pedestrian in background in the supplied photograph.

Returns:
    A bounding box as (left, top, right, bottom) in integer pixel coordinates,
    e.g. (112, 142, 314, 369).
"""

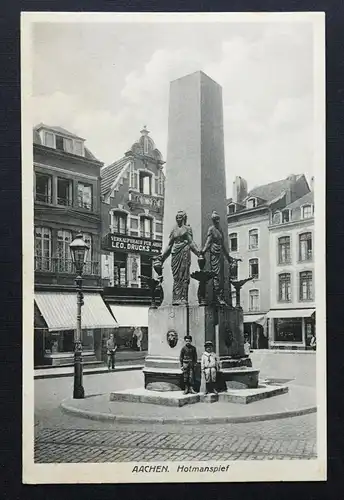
(244, 337, 251, 356)
(106, 333, 117, 371)
(136, 327, 143, 351)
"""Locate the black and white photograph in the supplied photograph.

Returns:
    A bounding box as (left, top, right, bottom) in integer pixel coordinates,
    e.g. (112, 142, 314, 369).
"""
(22, 12, 326, 483)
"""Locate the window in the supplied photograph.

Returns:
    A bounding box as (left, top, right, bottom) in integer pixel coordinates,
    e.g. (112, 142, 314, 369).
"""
(74, 140, 83, 156)
(274, 318, 302, 343)
(82, 233, 92, 274)
(229, 260, 238, 280)
(302, 205, 313, 219)
(247, 198, 256, 209)
(55, 134, 73, 153)
(157, 170, 164, 196)
(57, 178, 73, 206)
(227, 204, 235, 214)
(140, 217, 153, 239)
(278, 236, 291, 264)
(143, 137, 149, 154)
(140, 255, 152, 288)
(34, 227, 52, 271)
(231, 291, 237, 307)
(112, 212, 127, 234)
(249, 258, 259, 279)
(249, 229, 258, 250)
(130, 164, 138, 190)
(272, 211, 281, 224)
(229, 233, 238, 252)
(282, 210, 290, 223)
(44, 131, 54, 148)
(249, 289, 259, 311)
(279, 273, 291, 302)
(139, 172, 152, 195)
(35, 173, 52, 203)
(299, 232, 313, 261)
(57, 230, 73, 273)
(300, 271, 313, 301)
(113, 253, 127, 287)
(77, 183, 93, 210)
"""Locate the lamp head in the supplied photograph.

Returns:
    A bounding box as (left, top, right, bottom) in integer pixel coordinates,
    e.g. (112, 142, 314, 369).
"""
(70, 233, 89, 275)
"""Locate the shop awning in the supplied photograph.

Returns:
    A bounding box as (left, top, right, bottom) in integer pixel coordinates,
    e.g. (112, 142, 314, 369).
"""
(109, 305, 149, 327)
(35, 292, 118, 331)
(267, 309, 315, 319)
(244, 314, 266, 324)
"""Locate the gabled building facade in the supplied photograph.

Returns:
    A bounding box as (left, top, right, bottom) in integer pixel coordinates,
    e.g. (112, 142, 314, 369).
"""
(33, 124, 117, 367)
(100, 127, 165, 347)
(268, 189, 315, 349)
(227, 174, 311, 349)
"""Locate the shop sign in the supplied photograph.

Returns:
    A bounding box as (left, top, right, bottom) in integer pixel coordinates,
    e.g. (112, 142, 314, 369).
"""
(104, 233, 163, 255)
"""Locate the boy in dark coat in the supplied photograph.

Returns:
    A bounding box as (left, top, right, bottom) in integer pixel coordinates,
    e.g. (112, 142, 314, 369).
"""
(179, 335, 197, 394)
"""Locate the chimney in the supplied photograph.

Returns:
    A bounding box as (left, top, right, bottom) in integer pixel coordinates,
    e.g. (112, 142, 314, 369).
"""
(232, 176, 247, 204)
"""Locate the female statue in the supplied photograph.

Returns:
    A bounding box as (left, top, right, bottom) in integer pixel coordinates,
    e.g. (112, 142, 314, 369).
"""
(161, 210, 200, 305)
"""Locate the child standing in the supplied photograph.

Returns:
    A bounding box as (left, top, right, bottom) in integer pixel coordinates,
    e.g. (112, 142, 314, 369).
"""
(179, 335, 198, 395)
(201, 341, 220, 395)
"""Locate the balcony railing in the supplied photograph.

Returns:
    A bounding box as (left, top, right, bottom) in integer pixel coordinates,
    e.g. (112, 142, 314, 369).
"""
(57, 197, 73, 207)
(35, 193, 93, 211)
(128, 190, 163, 213)
(35, 257, 100, 275)
(35, 193, 52, 204)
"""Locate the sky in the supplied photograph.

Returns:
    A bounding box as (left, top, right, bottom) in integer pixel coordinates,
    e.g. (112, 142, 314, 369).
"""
(32, 19, 315, 196)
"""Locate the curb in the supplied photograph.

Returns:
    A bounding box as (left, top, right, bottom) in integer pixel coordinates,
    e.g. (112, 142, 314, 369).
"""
(35, 365, 144, 380)
(60, 396, 317, 425)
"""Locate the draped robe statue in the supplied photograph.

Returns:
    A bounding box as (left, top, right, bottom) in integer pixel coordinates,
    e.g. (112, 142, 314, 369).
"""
(161, 211, 200, 305)
(201, 210, 236, 305)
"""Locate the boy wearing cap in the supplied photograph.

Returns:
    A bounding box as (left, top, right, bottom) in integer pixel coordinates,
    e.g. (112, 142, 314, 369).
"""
(201, 341, 220, 394)
(179, 335, 198, 395)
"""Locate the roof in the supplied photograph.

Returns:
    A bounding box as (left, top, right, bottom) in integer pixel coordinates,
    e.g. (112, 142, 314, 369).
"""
(33, 123, 100, 162)
(101, 157, 129, 196)
(248, 176, 303, 203)
(285, 191, 314, 211)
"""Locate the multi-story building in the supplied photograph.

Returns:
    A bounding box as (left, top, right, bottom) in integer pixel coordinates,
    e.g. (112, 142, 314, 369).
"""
(268, 189, 315, 349)
(227, 174, 311, 349)
(100, 127, 165, 348)
(33, 124, 117, 367)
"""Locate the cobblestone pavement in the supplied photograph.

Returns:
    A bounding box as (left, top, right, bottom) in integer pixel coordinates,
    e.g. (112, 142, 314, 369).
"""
(34, 412, 317, 463)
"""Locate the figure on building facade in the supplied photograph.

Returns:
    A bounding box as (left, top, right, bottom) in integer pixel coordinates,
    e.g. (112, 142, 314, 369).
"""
(160, 210, 200, 305)
(201, 210, 236, 306)
(179, 335, 198, 395)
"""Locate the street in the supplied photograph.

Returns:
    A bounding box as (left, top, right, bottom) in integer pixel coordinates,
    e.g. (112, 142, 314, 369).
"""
(34, 351, 317, 462)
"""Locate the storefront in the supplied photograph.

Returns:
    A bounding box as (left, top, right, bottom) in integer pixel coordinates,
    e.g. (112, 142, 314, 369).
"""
(108, 304, 149, 351)
(267, 308, 315, 349)
(243, 314, 269, 349)
(34, 291, 118, 366)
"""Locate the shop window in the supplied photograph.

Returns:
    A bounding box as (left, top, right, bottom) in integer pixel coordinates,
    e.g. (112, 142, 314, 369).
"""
(299, 271, 313, 301)
(44, 330, 74, 354)
(77, 182, 93, 210)
(299, 232, 312, 261)
(229, 233, 238, 252)
(274, 318, 302, 343)
(82, 330, 94, 351)
(140, 216, 153, 239)
(139, 172, 152, 195)
(35, 226, 52, 271)
(249, 289, 260, 311)
(114, 253, 127, 287)
(35, 173, 52, 203)
(249, 258, 259, 279)
(278, 273, 291, 302)
(112, 212, 127, 234)
(140, 255, 152, 288)
(57, 230, 73, 273)
(278, 236, 291, 264)
(249, 229, 258, 250)
(302, 204, 313, 219)
(57, 178, 73, 206)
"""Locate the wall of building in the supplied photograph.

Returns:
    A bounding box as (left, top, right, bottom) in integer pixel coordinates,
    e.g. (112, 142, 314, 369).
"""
(228, 209, 270, 315)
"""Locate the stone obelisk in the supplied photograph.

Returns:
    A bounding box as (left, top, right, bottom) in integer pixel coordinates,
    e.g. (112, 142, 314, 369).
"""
(143, 71, 253, 392)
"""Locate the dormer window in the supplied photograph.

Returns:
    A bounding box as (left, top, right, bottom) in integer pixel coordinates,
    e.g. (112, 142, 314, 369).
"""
(302, 204, 313, 219)
(272, 211, 281, 224)
(247, 198, 256, 209)
(42, 129, 84, 156)
(44, 132, 54, 148)
(282, 210, 290, 223)
(227, 204, 236, 214)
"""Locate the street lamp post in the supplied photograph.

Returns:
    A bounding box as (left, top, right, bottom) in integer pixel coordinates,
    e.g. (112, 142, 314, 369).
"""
(70, 233, 89, 399)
